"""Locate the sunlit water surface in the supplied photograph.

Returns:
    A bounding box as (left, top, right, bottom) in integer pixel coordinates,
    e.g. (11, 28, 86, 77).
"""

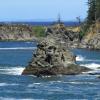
(0, 41, 100, 100)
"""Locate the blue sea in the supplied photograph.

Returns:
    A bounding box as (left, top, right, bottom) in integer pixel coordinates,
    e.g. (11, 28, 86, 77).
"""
(0, 41, 100, 100)
(1, 21, 79, 26)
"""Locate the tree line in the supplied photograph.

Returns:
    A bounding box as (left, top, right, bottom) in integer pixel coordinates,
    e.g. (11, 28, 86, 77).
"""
(87, 0, 100, 25)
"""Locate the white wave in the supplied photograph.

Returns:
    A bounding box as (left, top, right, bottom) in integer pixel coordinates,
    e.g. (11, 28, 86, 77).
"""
(76, 55, 85, 61)
(0, 83, 18, 87)
(82, 70, 100, 75)
(0, 47, 36, 50)
(0, 83, 8, 86)
(76, 55, 100, 62)
(80, 63, 100, 70)
(61, 81, 95, 85)
(0, 67, 25, 75)
(28, 83, 41, 87)
(0, 97, 34, 100)
(26, 42, 32, 44)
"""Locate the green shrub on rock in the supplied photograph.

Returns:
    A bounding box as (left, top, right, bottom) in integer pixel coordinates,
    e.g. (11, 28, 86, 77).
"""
(32, 26, 45, 37)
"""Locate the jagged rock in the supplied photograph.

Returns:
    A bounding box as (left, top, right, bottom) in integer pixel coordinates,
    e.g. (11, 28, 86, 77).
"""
(22, 29, 91, 76)
(45, 23, 80, 48)
(88, 33, 100, 49)
(80, 33, 100, 49)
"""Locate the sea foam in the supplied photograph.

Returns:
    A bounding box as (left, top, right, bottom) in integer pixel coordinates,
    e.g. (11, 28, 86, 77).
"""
(76, 55, 100, 62)
(80, 63, 100, 70)
(0, 83, 18, 86)
(76, 55, 85, 61)
(0, 47, 36, 50)
(0, 67, 25, 75)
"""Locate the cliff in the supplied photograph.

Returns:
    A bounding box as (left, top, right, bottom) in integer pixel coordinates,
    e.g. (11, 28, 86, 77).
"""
(80, 21, 100, 49)
(0, 24, 44, 41)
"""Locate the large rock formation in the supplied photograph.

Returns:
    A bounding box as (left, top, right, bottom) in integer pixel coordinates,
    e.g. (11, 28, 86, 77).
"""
(45, 23, 80, 48)
(22, 24, 90, 76)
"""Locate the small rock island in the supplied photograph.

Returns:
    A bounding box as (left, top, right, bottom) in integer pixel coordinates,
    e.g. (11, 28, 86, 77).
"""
(22, 23, 90, 77)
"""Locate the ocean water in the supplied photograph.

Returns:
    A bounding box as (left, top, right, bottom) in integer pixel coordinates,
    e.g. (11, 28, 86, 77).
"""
(0, 41, 100, 100)
(1, 21, 79, 26)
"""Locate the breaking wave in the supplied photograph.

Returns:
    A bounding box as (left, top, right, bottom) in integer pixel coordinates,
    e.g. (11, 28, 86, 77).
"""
(76, 55, 85, 61)
(0, 83, 18, 87)
(0, 97, 33, 100)
(0, 66, 25, 75)
(0, 47, 36, 50)
(80, 63, 100, 70)
(76, 55, 100, 62)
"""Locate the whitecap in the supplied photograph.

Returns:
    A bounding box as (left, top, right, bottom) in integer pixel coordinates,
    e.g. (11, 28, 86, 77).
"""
(0, 67, 25, 75)
(65, 81, 95, 85)
(34, 83, 41, 85)
(0, 83, 18, 86)
(41, 75, 52, 78)
(76, 55, 100, 62)
(49, 81, 62, 84)
(0, 97, 34, 100)
(76, 55, 85, 61)
(80, 63, 100, 70)
(0, 47, 36, 50)
(28, 83, 41, 87)
(0, 83, 7, 86)
(26, 42, 32, 44)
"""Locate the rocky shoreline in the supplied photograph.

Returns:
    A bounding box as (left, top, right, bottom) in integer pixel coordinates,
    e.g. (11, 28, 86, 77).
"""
(0, 23, 100, 50)
(0, 23, 100, 76)
(0, 24, 38, 41)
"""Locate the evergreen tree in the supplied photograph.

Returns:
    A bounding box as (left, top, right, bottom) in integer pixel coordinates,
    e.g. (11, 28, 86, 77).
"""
(87, 0, 100, 24)
(87, 0, 96, 25)
(95, 0, 100, 20)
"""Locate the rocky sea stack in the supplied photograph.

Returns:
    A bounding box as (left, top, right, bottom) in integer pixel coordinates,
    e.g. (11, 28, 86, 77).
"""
(22, 23, 90, 76)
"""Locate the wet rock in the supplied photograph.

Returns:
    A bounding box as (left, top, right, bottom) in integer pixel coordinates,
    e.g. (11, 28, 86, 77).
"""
(98, 76, 100, 78)
(22, 35, 90, 76)
(22, 64, 90, 76)
(22, 23, 91, 77)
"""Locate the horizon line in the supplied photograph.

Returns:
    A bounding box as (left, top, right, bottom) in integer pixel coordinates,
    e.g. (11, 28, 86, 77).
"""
(0, 20, 84, 22)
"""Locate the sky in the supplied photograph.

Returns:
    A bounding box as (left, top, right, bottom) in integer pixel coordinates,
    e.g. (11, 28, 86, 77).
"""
(0, 0, 88, 21)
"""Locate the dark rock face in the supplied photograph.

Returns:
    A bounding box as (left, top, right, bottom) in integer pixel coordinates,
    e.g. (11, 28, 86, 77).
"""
(98, 76, 100, 78)
(22, 24, 91, 77)
(22, 64, 90, 76)
(45, 24, 80, 48)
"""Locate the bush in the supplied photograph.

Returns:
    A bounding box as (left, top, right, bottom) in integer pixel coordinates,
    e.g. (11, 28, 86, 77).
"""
(32, 26, 45, 37)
